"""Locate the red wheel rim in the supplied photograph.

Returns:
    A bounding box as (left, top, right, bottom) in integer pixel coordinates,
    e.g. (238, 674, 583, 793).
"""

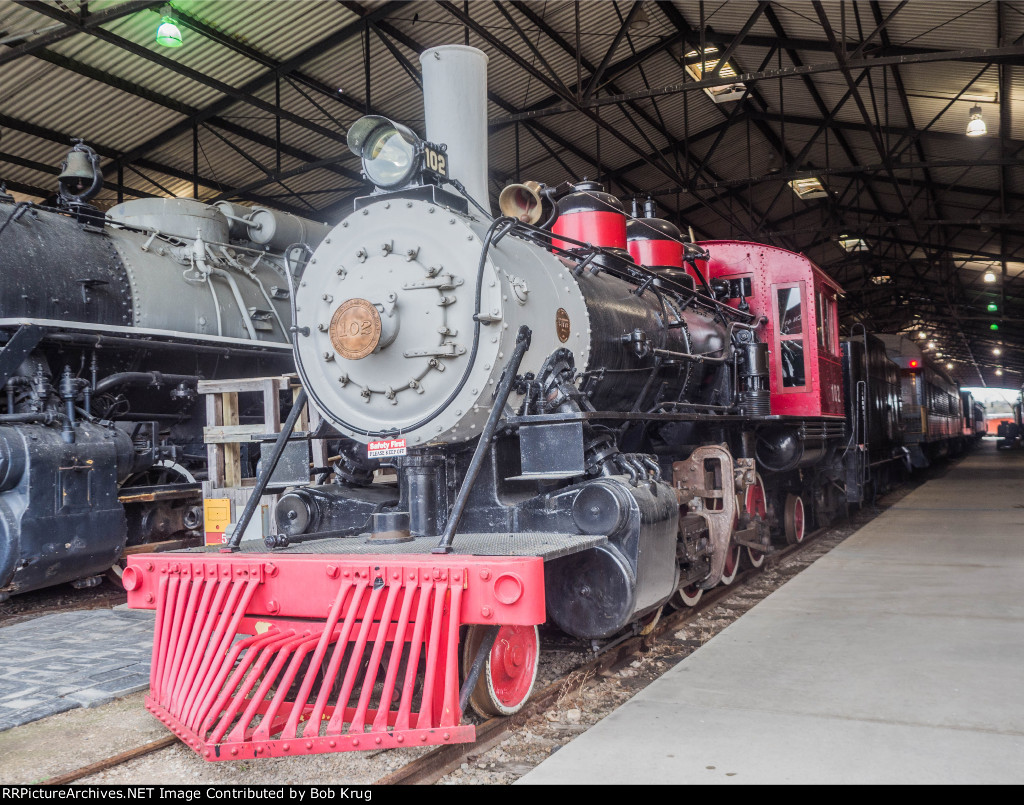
(745, 475, 767, 562)
(724, 544, 740, 576)
(720, 544, 741, 584)
(672, 583, 703, 608)
(488, 624, 539, 709)
(745, 476, 767, 519)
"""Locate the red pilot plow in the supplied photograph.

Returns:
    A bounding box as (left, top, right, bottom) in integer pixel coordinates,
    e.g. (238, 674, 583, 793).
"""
(123, 553, 545, 760)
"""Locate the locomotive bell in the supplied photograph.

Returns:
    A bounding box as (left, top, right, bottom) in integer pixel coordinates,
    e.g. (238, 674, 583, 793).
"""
(499, 180, 544, 224)
(57, 142, 102, 202)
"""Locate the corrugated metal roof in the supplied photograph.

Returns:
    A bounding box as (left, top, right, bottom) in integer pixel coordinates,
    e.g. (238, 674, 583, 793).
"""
(1, 0, 1022, 379)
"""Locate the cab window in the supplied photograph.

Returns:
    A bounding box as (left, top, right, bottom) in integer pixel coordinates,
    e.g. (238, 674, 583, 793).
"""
(775, 284, 806, 388)
(816, 287, 839, 355)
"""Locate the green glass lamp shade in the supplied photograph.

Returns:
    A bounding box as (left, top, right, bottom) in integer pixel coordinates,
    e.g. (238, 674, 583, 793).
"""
(156, 17, 183, 47)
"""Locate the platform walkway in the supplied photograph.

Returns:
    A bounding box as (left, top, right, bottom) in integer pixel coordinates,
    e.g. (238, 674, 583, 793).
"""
(0, 609, 154, 731)
(519, 439, 1024, 785)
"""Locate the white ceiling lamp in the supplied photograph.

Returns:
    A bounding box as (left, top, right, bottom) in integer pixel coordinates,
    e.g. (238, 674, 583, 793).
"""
(993, 347, 1001, 356)
(984, 269, 997, 282)
(966, 105, 987, 137)
(995, 368, 1003, 376)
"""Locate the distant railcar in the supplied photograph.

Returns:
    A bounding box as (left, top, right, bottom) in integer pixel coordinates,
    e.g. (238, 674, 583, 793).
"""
(878, 335, 963, 467)
(842, 330, 907, 502)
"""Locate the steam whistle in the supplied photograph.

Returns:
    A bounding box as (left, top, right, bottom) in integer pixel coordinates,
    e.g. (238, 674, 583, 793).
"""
(498, 180, 574, 228)
(498, 180, 544, 224)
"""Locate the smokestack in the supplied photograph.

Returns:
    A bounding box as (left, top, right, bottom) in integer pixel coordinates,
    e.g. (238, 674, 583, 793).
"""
(420, 45, 490, 214)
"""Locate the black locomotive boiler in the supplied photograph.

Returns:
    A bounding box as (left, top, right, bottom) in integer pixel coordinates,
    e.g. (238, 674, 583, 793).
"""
(0, 142, 333, 599)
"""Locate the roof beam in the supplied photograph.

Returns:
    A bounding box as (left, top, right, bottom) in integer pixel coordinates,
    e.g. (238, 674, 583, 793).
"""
(16, 1, 351, 147)
(0, 111, 310, 214)
(581, 2, 644, 101)
(707, 2, 769, 80)
(60, 0, 405, 174)
(0, 0, 159, 66)
(21, 46, 363, 186)
(493, 42, 1024, 125)
(745, 110, 1024, 148)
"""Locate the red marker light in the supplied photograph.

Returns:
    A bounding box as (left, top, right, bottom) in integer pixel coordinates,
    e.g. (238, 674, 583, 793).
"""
(909, 360, 919, 368)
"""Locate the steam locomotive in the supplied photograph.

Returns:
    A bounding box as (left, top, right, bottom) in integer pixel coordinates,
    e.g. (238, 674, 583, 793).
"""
(0, 142, 336, 599)
(121, 45, 964, 761)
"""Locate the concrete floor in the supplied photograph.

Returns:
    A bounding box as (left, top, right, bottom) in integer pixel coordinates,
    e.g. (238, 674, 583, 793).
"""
(519, 439, 1024, 784)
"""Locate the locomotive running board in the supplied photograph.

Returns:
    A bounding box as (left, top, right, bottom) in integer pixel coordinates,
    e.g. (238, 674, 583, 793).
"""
(123, 553, 544, 760)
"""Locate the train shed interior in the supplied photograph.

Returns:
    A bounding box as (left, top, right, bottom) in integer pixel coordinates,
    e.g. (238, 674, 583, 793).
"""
(2, 0, 1024, 788)
(1, 0, 1023, 390)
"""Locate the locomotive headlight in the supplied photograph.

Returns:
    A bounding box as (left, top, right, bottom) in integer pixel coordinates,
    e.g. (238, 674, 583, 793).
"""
(347, 115, 447, 190)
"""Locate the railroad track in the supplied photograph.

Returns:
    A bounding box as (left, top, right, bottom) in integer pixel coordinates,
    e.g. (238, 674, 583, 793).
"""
(40, 522, 836, 786)
(377, 528, 831, 784)
(46, 456, 952, 788)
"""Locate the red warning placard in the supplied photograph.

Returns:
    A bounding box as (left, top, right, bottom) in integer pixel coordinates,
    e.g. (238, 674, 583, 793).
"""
(367, 438, 407, 458)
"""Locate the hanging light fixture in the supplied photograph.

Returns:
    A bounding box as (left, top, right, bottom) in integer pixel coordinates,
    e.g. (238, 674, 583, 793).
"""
(990, 323, 999, 331)
(996, 368, 1003, 376)
(966, 105, 987, 137)
(630, 4, 651, 30)
(156, 5, 183, 48)
(984, 269, 996, 282)
(988, 303, 999, 312)
(993, 347, 1001, 356)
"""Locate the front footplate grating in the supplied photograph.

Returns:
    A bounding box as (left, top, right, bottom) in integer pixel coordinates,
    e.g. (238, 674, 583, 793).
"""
(125, 553, 545, 760)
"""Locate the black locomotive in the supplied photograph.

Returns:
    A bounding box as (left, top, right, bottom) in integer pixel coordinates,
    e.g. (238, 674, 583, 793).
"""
(117, 45, 979, 763)
(0, 142, 335, 599)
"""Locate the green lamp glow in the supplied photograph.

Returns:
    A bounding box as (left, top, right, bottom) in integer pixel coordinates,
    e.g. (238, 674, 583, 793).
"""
(990, 323, 999, 331)
(988, 303, 998, 312)
(156, 16, 183, 47)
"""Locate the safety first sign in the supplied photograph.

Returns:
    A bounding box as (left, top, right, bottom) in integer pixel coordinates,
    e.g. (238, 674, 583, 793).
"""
(367, 438, 407, 458)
